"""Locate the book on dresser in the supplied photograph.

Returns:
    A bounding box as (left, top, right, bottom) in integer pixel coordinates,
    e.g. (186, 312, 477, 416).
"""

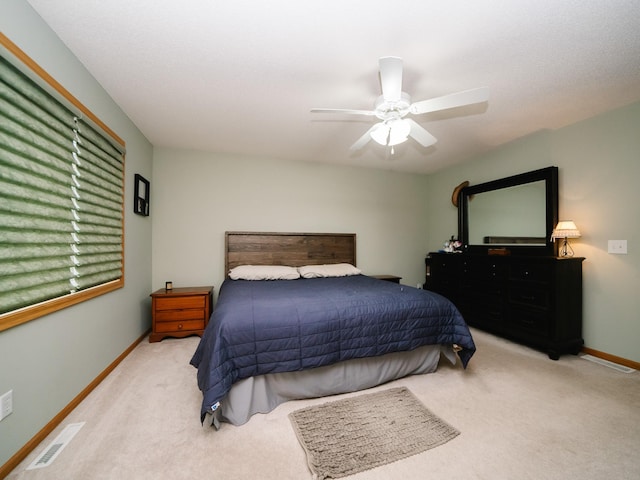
(425, 252, 584, 360)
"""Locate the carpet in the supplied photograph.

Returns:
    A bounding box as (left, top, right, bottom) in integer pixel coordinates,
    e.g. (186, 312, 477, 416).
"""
(289, 387, 460, 479)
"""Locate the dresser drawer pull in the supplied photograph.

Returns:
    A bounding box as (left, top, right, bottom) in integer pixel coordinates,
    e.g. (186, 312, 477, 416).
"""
(178, 324, 183, 330)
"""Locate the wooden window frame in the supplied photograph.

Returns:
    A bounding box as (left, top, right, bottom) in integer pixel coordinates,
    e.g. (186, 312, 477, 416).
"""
(0, 33, 125, 332)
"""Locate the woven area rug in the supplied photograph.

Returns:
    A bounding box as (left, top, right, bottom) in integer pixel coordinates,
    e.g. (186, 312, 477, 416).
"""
(289, 387, 460, 479)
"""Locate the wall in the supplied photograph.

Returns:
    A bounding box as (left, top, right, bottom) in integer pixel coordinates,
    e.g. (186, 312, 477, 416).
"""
(0, 0, 153, 469)
(427, 102, 640, 363)
(151, 148, 431, 293)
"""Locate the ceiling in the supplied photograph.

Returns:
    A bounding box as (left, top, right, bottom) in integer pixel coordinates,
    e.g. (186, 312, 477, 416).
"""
(26, 0, 640, 174)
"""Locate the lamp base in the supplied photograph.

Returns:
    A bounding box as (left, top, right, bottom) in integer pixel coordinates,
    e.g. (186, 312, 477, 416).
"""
(559, 238, 574, 257)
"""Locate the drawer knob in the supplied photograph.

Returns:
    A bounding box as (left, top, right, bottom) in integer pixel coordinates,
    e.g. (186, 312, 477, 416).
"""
(178, 324, 183, 330)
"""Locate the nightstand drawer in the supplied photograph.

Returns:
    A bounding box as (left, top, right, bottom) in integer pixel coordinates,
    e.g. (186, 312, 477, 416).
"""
(155, 309, 206, 322)
(154, 320, 205, 333)
(155, 296, 205, 311)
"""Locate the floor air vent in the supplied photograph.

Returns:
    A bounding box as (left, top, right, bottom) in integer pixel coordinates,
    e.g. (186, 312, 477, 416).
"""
(581, 354, 636, 374)
(27, 422, 85, 470)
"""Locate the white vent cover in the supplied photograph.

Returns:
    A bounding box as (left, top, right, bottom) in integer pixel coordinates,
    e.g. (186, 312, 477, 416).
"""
(581, 354, 636, 374)
(27, 422, 85, 470)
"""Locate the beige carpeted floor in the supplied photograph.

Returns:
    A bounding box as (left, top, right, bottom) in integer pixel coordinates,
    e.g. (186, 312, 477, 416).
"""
(6, 328, 640, 480)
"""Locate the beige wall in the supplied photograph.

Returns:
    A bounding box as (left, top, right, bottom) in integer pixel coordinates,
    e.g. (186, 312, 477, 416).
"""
(151, 149, 432, 292)
(427, 102, 640, 363)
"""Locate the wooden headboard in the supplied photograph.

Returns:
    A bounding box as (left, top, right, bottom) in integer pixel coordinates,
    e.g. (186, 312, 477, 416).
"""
(225, 231, 356, 275)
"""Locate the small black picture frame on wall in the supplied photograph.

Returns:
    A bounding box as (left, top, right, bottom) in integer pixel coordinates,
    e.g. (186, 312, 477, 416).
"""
(133, 174, 150, 216)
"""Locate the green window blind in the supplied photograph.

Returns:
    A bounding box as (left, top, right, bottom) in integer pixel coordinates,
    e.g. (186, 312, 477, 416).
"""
(0, 50, 125, 319)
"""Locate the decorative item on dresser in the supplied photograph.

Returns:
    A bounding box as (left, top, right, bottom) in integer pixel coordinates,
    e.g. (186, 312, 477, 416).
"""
(425, 166, 585, 360)
(149, 286, 213, 342)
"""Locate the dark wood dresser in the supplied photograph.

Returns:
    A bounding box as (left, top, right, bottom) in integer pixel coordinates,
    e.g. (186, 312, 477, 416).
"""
(425, 253, 584, 359)
(149, 286, 213, 342)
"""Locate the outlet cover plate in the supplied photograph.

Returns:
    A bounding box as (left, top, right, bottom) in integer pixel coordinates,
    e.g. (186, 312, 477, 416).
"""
(0, 390, 13, 421)
(608, 240, 627, 254)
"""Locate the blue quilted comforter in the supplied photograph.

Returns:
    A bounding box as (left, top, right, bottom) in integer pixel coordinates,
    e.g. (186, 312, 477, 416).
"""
(190, 275, 475, 422)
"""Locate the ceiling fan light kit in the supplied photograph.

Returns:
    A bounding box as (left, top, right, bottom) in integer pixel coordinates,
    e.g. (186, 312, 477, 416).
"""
(369, 123, 390, 145)
(311, 56, 489, 153)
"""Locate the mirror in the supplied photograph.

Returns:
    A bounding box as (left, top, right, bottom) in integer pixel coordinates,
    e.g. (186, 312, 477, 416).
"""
(458, 167, 558, 255)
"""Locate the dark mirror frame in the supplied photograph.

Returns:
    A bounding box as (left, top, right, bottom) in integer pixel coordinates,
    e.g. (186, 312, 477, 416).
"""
(458, 166, 559, 256)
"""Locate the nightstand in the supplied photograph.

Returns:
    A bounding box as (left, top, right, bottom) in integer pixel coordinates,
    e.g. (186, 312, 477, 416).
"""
(371, 275, 402, 284)
(149, 286, 213, 343)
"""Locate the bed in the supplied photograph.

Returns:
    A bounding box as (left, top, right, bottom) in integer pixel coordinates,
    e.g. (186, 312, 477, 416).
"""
(190, 232, 475, 427)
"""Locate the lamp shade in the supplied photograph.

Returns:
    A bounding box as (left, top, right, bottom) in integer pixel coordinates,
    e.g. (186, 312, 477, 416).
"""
(388, 119, 410, 146)
(370, 119, 410, 146)
(551, 221, 581, 240)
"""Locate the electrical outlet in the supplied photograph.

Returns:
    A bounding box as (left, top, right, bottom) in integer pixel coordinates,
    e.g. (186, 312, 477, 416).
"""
(0, 390, 13, 421)
(608, 240, 628, 254)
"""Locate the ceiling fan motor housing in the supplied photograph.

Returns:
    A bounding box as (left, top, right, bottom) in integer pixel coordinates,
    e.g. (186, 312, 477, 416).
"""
(374, 92, 411, 121)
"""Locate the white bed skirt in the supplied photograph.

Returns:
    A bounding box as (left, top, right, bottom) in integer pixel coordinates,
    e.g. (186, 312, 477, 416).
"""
(217, 344, 457, 426)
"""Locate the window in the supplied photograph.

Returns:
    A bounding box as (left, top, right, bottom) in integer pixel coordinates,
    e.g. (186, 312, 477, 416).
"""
(0, 33, 125, 331)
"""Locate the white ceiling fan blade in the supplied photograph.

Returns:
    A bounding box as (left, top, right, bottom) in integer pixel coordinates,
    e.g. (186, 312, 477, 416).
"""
(311, 108, 376, 116)
(379, 56, 403, 102)
(406, 119, 437, 147)
(349, 124, 379, 150)
(409, 86, 489, 115)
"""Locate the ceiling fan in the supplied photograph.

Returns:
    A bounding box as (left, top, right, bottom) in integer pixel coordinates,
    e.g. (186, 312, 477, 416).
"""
(311, 57, 489, 152)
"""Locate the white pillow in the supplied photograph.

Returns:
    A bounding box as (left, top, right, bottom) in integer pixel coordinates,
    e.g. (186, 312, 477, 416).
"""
(298, 263, 361, 278)
(228, 265, 300, 281)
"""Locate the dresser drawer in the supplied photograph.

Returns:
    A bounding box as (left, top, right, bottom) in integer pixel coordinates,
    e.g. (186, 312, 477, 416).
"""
(155, 309, 206, 322)
(510, 307, 550, 336)
(155, 295, 205, 311)
(462, 258, 507, 282)
(509, 262, 552, 283)
(509, 286, 550, 309)
(154, 319, 205, 333)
